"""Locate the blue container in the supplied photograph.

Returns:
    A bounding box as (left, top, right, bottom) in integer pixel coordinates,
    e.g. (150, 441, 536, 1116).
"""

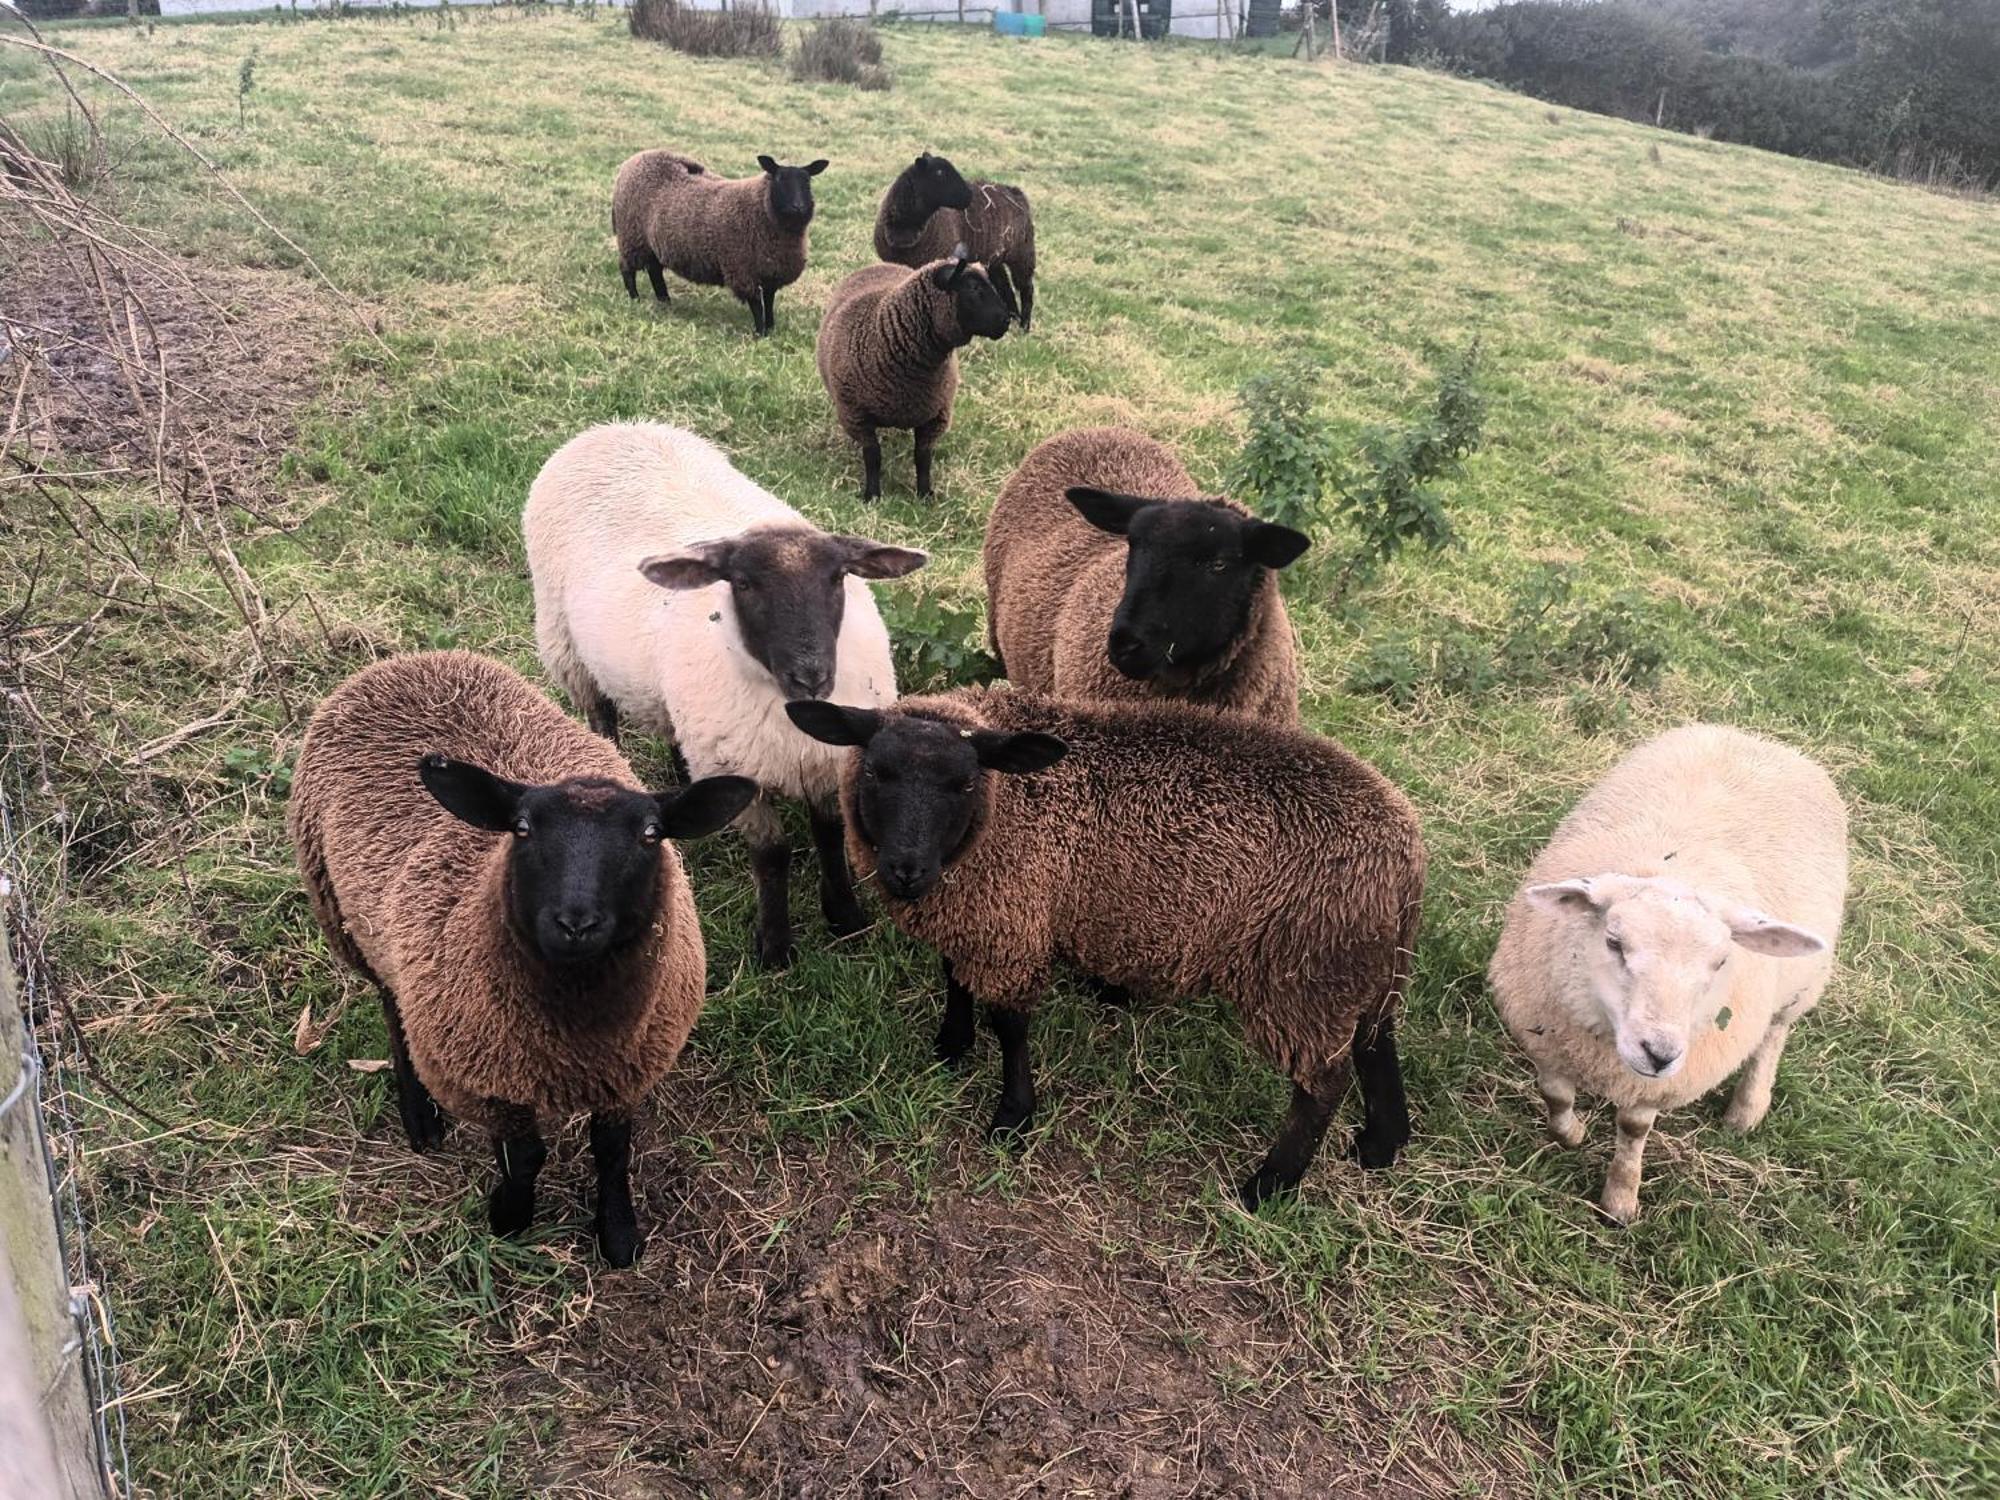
(993, 11, 1046, 35)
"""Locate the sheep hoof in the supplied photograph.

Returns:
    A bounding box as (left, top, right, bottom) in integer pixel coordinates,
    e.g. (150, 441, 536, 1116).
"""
(1722, 1097, 1768, 1133)
(401, 1097, 447, 1154)
(596, 1216, 644, 1269)
(1549, 1115, 1587, 1149)
(753, 933, 795, 971)
(822, 900, 868, 941)
(988, 1101, 1036, 1141)
(489, 1186, 535, 1239)
(1237, 1165, 1295, 1213)
(934, 1026, 975, 1068)
(1346, 1127, 1400, 1170)
(1596, 1190, 1640, 1227)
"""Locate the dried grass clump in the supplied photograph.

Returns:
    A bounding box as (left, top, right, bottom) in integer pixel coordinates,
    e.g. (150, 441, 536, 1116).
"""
(629, 0, 783, 61)
(790, 18, 891, 91)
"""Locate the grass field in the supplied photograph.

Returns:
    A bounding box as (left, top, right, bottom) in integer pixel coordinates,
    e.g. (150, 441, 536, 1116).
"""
(2, 10, 1996, 1498)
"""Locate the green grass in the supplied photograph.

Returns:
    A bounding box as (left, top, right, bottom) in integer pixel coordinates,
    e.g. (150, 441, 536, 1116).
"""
(3, 11, 1997, 1498)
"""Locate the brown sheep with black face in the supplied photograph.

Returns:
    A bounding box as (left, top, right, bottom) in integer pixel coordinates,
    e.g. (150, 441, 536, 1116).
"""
(984, 427, 1308, 724)
(815, 255, 1013, 500)
(873, 151, 1038, 330)
(612, 148, 827, 337)
(288, 651, 754, 1266)
(787, 687, 1425, 1210)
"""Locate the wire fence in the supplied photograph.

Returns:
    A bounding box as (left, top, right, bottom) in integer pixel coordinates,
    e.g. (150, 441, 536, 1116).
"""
(1, 748, 131, 1500)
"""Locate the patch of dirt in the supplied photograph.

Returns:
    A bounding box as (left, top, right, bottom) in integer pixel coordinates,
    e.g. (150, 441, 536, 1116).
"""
(0, 245, 348, 499)
(501, 1123, 1532, 1500)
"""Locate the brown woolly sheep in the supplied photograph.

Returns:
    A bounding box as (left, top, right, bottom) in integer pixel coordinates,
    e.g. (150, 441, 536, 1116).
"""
(288, 651, 754, 1266)
(611, 148, 827, 337)
(815, 254, 1013, 500)
(787, 688, 1425, 1210)
(984, 427, 1308, 723)
(874, 151, 1038, 330)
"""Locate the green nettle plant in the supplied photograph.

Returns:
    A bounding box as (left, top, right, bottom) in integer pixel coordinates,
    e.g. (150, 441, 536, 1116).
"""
(237, 52, 257, 129)
(878, 590, 997, 695)
(1231, 342, 1485, 603)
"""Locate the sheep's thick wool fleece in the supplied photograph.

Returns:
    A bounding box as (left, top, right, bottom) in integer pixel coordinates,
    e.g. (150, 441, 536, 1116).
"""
(874, 180, 1034, 275)
(984, 427, 1300, 724)
(612, 150, 807, 300)
(816, 261, 970, 439)
(843, 688, 1425, 1086)
(1489, 724, 1847, 1110)
(288, 652, 705, 1130)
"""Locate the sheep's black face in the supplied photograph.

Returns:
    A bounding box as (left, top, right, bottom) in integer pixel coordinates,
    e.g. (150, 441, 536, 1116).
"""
(641, 527, 926, 703)
(783, 704, 1066, 903)
(418, 759, 755, 967)
(931, 260, 1011, 343)
(758, 155, 828, 230)
(905, 152, 975, 219)
(1065, 490, 1310, 686)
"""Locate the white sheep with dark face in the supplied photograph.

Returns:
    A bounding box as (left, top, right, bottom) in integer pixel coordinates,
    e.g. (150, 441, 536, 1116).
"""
(1489, 724, 1848, 1224)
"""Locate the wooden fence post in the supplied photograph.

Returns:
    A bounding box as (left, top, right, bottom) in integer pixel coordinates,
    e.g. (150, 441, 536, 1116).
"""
(0, 912, 100, 1499)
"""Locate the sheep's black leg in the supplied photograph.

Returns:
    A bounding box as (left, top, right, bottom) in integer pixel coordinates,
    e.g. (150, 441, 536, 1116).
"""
(620, 259, 639, 300)
(988, 262, 1021, 324)
(761, 285, 778, 336)
(914, 421, 944, 500)
(1084, 974, 1132, 1010)
(589, 1110, 642, 1268)
(860, 431, 883, 502)
(743, 290, 767, 338)
(487, 1105, 547, 1239)
(1239, 1063, 1350, 1212)
(810, 802, 866, 939)
(380, 987, 444, 1152)
(665, 741, 690, 785)
(586, 692, 620, 744)
(1015, 266, 1035, 331)
(1346, 1015, 1410, 1170)
(747, 825, 793, 971)
(986, 1004, 1037, 1139)
(935, 957, 977, 1066)
(645, 257, 669, 303)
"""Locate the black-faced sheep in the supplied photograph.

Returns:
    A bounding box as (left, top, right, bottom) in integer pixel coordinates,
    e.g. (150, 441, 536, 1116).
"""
(985, 426, 1308, 723)
(815, 255, 1012, 501)
(873, 151, 1038, 330)
(1489, 724, 1847, 1224)
(524, 422, 927, 969)
(288, 651, 755, 1266)
(612, 149, 827, 337)
(787, 688, 1426, 1210)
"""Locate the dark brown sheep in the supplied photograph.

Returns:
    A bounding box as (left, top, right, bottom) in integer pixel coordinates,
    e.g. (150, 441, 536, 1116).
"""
(288, 651, 753, 1265)
(984, 427, 1308, 724)
(787, 687, 1425, 1209)
(611, 148, 826, 337)
(873, 151, 1038, 330)
(815, 255, 1012, 500)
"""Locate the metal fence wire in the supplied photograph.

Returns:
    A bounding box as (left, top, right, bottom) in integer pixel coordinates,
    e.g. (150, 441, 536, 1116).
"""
(1, 747, 133, 1500)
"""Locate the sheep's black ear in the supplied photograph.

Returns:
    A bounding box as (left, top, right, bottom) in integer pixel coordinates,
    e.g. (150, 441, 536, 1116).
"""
(1065, 487, 1152, 536)
(786, 701, 884, 746)
(805, 158, 829, 176)
(930, 258, 970, 291)
(639, 546, 727, 591)
(835, 536, 928, 579)
(757, 154, 779, 175)
(1244, 519, 1311, 569)
(418, 754, 528, 832)
(970, 730, 1067, 775)
(915, 151, 931, 166)
(658, 776, 756, 840)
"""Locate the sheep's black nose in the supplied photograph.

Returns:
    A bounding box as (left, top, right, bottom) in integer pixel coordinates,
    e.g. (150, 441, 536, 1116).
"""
(1640, 1039, 1681, 1072)
(1107, 625, 1154, 678)
(554, 911, 603, 941)
(879, 860, 931, 900)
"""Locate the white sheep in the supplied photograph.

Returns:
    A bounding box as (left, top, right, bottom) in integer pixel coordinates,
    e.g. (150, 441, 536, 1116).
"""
(1488, 723, 1847, 1224)
(523, 422, 925, 969)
